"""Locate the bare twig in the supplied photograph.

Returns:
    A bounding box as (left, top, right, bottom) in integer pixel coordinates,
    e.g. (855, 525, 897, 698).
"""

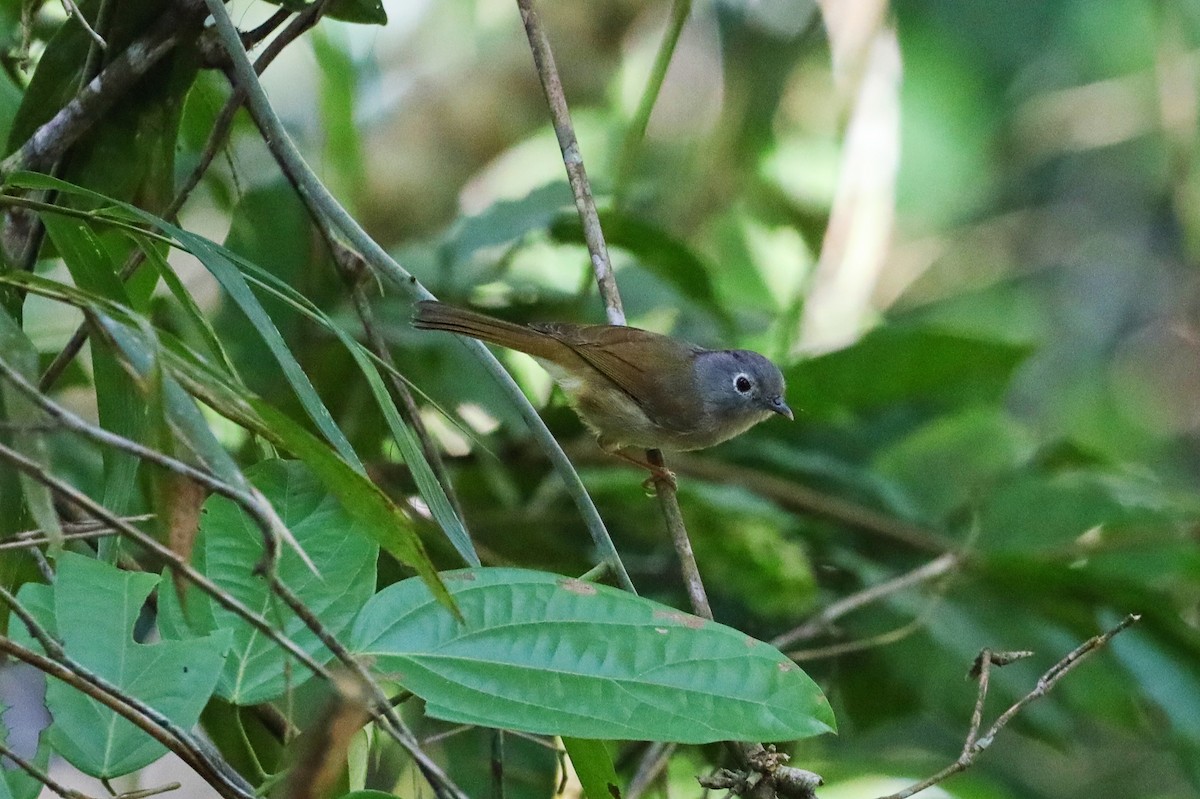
(773, 552, 961, 649)
(0, 527, 117, 550)
(60, 0, 107, 49)
(0, 514, 154, 550)
(876, 615, 1141, 799)
(787, 613, 932, 662)
(515, 0, 624, 325)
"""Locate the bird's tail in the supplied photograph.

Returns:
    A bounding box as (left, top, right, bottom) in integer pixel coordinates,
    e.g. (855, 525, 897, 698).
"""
(411, 300, 559, 359)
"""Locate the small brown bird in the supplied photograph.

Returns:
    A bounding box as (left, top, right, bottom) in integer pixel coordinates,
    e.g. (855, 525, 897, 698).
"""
(413, 300, 792, 477)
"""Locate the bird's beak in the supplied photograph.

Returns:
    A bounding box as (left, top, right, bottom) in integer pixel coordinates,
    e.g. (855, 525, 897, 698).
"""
(770, 396, 793, 420)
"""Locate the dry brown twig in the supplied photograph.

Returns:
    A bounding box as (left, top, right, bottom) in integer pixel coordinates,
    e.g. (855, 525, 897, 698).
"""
(876, 614, 1141, 799)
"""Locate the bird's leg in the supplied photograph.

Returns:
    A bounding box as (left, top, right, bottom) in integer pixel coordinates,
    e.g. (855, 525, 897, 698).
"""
(600, 443, 677, 491)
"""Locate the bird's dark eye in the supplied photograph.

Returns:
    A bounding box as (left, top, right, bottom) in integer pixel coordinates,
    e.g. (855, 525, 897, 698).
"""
(734, 375, 752, 393)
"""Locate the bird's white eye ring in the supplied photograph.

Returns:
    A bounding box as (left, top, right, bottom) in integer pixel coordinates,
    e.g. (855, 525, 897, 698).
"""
(734, 374, 752, 393)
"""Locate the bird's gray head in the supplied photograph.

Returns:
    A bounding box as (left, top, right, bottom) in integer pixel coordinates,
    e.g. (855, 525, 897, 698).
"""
(695, 349, 792, 427)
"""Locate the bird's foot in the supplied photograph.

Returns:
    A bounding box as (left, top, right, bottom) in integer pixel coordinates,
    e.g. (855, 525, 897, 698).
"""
(602, 445, 678, 493)
(641, 467, 677, 495)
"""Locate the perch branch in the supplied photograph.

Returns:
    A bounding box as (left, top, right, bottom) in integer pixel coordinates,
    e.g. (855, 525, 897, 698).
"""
(514, 0, 703, 616)
(515, 0, 624, 324)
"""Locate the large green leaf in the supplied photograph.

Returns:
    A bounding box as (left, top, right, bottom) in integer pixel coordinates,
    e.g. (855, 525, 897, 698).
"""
(11, 553, 228, 778)
(791, 326, 1033, 417)
(351, 568, 835, 743)
(157, 459, 378, 704)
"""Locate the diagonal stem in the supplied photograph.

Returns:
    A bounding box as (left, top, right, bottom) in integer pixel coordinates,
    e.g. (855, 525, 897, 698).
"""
(200, 0, 634, 592)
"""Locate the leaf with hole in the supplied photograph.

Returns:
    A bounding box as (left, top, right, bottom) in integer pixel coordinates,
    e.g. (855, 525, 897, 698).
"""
(11, 553, 229, 778)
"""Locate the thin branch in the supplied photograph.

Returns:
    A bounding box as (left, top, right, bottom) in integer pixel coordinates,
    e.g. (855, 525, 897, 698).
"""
(787, 613, 932, 662)
(772, 552, 961, 649)
(654, 456, 711, 617)
(876, 615, 1141, 799)
(515, 0, 624, 325)
(0, 736, 92, 799)
(6, 514, 153, 537)
(60, 0, 107, 50)
(201, 0, 633, 594)
(0, 527, 117, 550)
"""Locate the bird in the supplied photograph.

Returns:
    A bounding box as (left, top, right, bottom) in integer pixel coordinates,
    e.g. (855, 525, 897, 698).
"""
(412, 300, 792, 483)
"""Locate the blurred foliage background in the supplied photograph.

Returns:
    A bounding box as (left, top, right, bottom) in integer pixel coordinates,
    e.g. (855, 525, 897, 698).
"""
(3, 0, 1200, 797)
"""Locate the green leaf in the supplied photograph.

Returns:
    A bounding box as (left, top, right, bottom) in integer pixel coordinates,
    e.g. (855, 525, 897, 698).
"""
(562, 738, 622, 799)
(0, 309, 63, 553)
(977, 469, 1187, 552)
(351, 568, 835, 743)
(12, 553, 228, 778)
(791, 326, 1033, 417)
(40, 213, 145, 516)
(174, 226, 363, 472)
(157, 460, 377, 704)
(874, 406, 1036, 521)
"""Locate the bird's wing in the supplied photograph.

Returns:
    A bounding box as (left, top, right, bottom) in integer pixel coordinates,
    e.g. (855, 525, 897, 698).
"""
(536, 323, 701, 430)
